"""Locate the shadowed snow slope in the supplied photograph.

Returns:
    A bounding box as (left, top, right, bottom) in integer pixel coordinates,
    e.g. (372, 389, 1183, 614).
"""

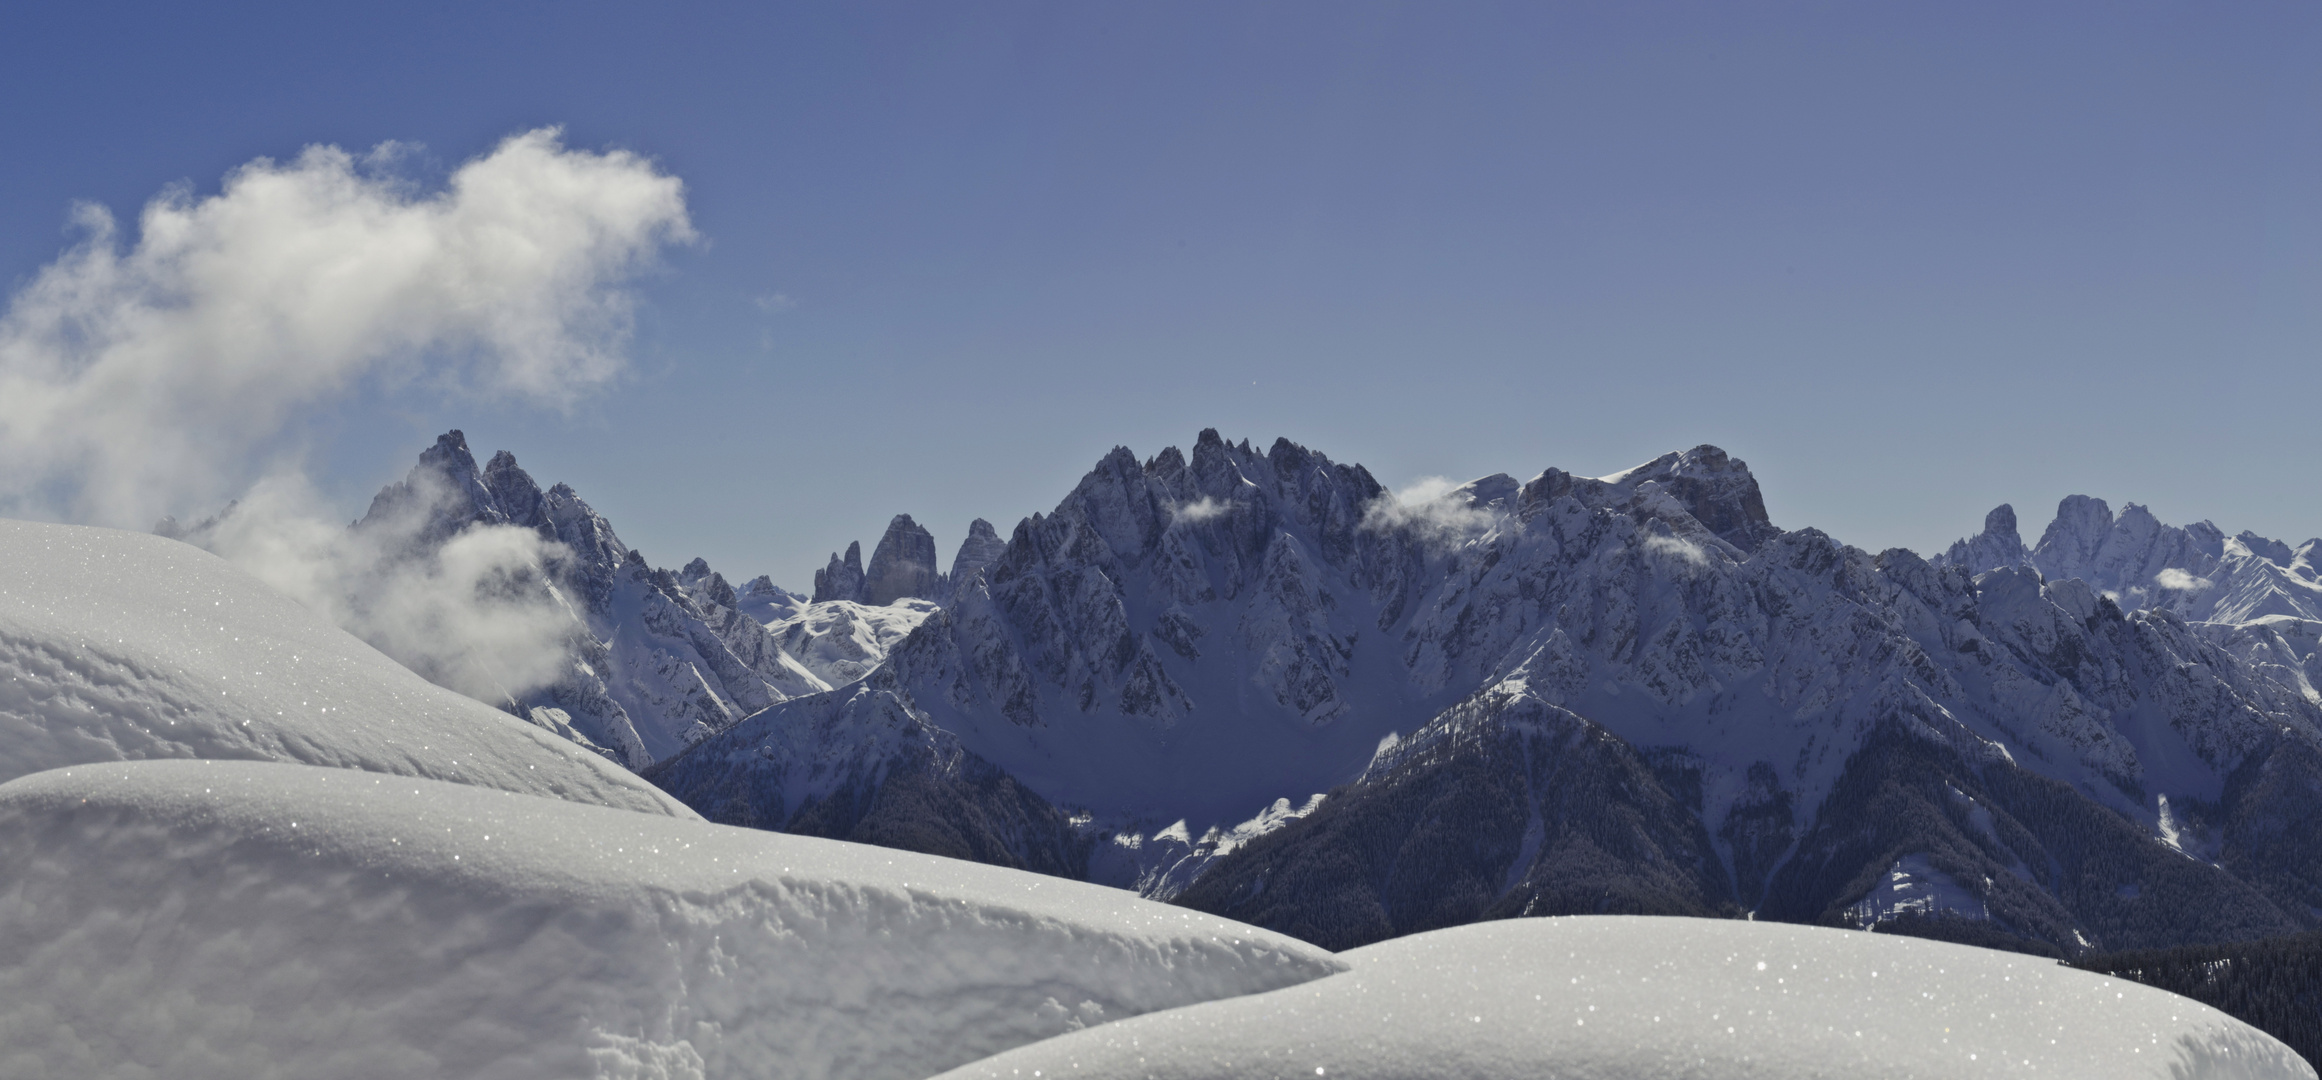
(0, 760, 1344, 1080)
(0, 518, 689, 815)
(931, 917, 2313, 1080)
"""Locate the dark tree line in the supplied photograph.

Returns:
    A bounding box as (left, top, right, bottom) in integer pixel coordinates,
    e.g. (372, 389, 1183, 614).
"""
(2074, 930, 2322, 1071)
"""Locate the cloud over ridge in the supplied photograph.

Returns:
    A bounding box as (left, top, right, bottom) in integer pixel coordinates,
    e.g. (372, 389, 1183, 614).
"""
(0, 127, 693, 527)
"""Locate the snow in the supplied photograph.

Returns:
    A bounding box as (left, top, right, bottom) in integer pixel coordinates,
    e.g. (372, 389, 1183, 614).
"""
(766, 597, 940, 689)
(0, 519, 687, 815)
(929, 917, 2314, 1080)
(1845, 854, 1992, 925)
(1092, 793, 1329, 899)
(0, 759, 1345, 1080)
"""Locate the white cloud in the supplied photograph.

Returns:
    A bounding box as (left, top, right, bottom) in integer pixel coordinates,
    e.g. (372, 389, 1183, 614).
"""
(753, 292, 798, 312)
(1390, 476, 1466, 506)
(190, 470, 582, 705)
(2154, 567, 2213, 592)
(1174, 496, 1230, 524)
(1641, 532, 1714, 569)
(0, 127, 692, 528)
(1362, 477, 1503, 544)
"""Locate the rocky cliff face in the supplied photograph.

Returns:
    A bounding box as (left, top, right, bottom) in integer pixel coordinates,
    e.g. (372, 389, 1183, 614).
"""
(949, 518, 1008, 587)
(813, 514, 1007, 605)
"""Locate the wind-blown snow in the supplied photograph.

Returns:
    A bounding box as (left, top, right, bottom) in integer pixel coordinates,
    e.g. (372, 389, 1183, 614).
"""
(0, 518, 686, 815)
(930, 917, 2312, 1080)
(0, 759, 1344, 1080)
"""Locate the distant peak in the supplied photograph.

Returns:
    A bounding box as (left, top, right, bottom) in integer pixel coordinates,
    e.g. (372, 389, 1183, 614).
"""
(1541, 444, 1777, 550)
(417, 430, 481, 475)
(1934, 503, 2030, 575)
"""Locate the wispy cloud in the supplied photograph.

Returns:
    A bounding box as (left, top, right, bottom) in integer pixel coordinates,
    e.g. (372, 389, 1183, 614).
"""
(1641, 532, 1714, 569)
(1362, 476, 1504, 546)
(0, 127, 693, 528)
(191, 473, 583, 704)
(753, 292, 798, 312)
(1174, 496, 1229, 523)
(2155, 567, 2213, 592)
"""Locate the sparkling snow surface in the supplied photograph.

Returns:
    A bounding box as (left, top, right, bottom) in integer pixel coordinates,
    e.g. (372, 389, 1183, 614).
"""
(0, 519, 686, 815)
(0, 760, 1344, 1080)
(929, 918, 2313, 1080)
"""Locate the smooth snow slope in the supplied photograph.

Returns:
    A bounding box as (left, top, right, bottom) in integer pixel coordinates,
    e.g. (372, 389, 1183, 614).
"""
(0, 760, 1343, 1080)
(0, 519, 686, 815)
(931, 918, 2312, 1080)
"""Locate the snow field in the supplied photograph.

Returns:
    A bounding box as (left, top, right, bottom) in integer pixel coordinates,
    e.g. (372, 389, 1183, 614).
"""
(0, 760, 1345, 1080)
(929, 916, 2314, 1080)
(0, 519, 687, 815)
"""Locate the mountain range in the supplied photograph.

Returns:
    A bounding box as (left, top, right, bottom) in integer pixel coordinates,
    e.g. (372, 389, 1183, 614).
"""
(222, 430, 2322, 958)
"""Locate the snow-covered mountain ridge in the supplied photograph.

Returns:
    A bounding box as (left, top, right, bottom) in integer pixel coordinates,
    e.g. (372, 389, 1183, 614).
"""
(653, 431, 2322, 957)
(166, 432, 962, 773)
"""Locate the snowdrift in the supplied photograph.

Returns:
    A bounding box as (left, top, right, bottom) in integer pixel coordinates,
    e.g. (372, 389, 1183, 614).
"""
(0, 760, 1344, 1080)
(931, 917, 2314, 1080)
(0, 519, 685, 815)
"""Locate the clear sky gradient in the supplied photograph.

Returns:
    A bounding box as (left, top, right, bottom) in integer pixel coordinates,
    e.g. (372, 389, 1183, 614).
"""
(2, 2, 2315, 586)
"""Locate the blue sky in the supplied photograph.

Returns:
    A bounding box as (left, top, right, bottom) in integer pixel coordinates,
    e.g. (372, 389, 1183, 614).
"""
(2, 2, 2315, 585)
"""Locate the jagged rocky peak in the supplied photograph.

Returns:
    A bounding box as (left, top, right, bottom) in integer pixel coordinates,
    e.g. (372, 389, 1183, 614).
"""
(949, 518, 1008, 586)
(1518, 444, 1780, 550)
(2236, 531, 2297, 566)
(813, 541, 866, 603)
(1449, 473, 1521, 512)
(2032, 494, 2116, 579)
(742, 574, 803, 602)
(809, 516, 950, 606)
(353, 429, 564, 548)
(864, 514, 941, 605)
(1936, 503, 2033, 575)
(676, 557, 739, 609)
(2028, 495, 2230, 604)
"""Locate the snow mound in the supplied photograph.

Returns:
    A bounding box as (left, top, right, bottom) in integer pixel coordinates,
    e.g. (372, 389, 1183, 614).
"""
(930, 917, 2312, 1080)
(0, 760, 1343, 1080)
(0, 519, 685, 815)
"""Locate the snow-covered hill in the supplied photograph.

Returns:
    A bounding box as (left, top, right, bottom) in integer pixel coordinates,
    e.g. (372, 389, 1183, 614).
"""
(0, 759, 1341, 1080)
(930, 917, 2313, 1080)
(0, 518, 685, 816)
